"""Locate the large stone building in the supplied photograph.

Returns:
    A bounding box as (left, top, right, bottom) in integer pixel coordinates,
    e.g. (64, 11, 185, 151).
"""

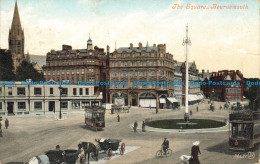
(107, 42, 175, 109)
(208, 70, 244, 102)
(181, 61, 203, 106)
(8, 1, 30, 72)
(42, 37, 108, 100)
(0, 81, 102, 115)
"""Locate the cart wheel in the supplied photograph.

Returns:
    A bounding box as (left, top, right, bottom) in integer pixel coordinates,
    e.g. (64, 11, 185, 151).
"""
(107, 148, 112, 159)
(120, 143, 125, 155)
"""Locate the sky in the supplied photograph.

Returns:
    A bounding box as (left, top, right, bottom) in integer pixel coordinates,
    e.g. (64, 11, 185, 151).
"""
(0, 0, 259, 78)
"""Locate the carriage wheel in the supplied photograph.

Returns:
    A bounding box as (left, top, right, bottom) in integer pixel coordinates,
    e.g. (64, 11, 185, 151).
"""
(120, 143, 125, 155)
(107, 148, 112, 159)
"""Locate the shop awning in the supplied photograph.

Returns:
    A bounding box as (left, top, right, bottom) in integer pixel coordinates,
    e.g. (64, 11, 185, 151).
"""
(159, 98, 166, 103)
(167, 97, 178, 103)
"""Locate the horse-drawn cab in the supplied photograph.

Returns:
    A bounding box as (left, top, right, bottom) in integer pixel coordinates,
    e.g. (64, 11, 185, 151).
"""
(85, 106, 106, 131)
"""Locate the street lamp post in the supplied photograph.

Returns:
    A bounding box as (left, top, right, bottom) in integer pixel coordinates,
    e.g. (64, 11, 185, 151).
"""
(182, 24, 191, 122)
(58, 86, 63, 119)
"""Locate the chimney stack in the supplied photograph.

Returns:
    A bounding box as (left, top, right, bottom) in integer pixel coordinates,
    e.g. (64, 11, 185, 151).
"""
(139, 42, 142, 49)
(107, 45, 110, 54)
(153, 44, 156, 47)
(62, 44, 72, 51)
(130, 43, 133, 49)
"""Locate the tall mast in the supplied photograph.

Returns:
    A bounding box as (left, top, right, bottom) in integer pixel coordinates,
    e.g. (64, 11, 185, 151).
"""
(183, 25, 191, 119)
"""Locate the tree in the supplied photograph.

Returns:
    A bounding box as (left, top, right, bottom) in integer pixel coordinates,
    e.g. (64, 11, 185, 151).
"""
(0, 49, 15, 81)
(16, 61, 44, 82)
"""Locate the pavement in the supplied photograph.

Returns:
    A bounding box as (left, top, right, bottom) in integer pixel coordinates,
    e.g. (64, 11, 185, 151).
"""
(0, 99, 259, 164)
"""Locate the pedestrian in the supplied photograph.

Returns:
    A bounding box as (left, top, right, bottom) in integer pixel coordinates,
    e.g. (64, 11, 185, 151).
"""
(0, 122, 2, 137)
(0, 122, 2, 129)
(156, 107, 158, 114)
(134, 121, 138, 132)
(190, 110, 192, 116)
(5, 118, 9, 129)
(142, 121, 146, 132)
(191, 141, 201, 164)
(117, 114, 120, 122)
(197, 106, 199, 112)
(219, 105, 222, 110)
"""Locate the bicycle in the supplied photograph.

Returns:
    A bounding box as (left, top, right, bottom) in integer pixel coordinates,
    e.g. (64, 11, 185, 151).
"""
(156, 146, 172, 158)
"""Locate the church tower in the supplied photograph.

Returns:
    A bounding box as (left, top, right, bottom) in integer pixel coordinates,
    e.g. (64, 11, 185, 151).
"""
(8, 1, 26, 72)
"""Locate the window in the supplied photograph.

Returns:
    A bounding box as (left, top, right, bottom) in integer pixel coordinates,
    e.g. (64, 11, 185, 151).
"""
(149, 71, 156, 76)
(82, 101, 90, 107)
(115, 62, 118, 66)
(0, 102, 2, 109)
(143, 61, 146, 66)
(140, 61, 143, 66)
(67, 70, 70, 74)
(159, 71, 164, 76)
(125, 61, 128, 66)
(53, 71, 55, 75)
(77, 69, 79, 74)
(44, 71, 46, 75)
(73, 88, 77, 95)
(150, 61, 153, 66)
(121, 71, 128, 77)
(72, 101, 80, 109)
(48, 71, 50, 75)
(61, 102, 68, 109)
(17, 87, 25, 95)
(112, 62, 114, 67)
(140, 71, 147, 76)
(18, 102, 26, 110)
(0, 87, 2, 97)
(154, 61, 157, 65)
(121, 61, 124, 66)
(50, 88, 53, 94)
(79, 88, 83, 95)
(57, 70, 60, 75)
(112, 72, 118, 77)
(61, 88, 68, 95)
(72, 70, 74, 74)
(82, 69, 85, 74)
(131, 71, 137, 76)
(151, 53, 155, 57)
(62, 70, 64, 74)
(88, 69, 94, 73)
(34, 102, 42, 110)
(8, 87, 13, 96)
(85, 88, 89, 95)
(34, 88, 42, 95)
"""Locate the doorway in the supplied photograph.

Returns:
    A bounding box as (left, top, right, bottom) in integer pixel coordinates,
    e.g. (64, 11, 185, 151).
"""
(7, 102, 14, 114)
(49, 101, 55, 112)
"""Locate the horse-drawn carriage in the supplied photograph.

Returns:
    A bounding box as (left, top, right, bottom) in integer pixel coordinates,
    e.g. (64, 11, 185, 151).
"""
(96, 138, 125, 159)
(85, 106, 106, 131)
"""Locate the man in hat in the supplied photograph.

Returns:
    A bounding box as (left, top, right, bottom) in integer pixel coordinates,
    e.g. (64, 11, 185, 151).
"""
(191, 141, 201, 164)
(117, 114, 120, 122)
(162, 138, 169, 155)
(134, 121, 138, 132)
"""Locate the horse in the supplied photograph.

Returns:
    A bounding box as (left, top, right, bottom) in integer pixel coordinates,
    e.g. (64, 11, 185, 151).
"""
(79, 142, 99, 164)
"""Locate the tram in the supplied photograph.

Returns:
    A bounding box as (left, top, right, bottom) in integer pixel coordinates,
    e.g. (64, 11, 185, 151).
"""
(85, 106, 106, 131)
(229, 111, 260, 151)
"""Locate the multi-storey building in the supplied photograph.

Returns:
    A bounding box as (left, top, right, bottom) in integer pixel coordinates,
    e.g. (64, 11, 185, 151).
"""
(181, 61, 203, 106)
(107, 42, 175, 109)
(170, 62, 183, 108)
(0, 81, 102, 115)
(209, 70, 244, 102)
(42, 38, 108, 100)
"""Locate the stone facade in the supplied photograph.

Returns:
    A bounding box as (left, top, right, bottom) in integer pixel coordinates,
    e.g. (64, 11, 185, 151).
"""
(42, 38, 108, 100)
(107, 42, 175, 109)
(0, 81, 102, 115)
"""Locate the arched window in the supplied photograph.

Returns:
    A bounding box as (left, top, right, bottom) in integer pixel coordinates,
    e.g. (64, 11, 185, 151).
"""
(112, 72, 118, 77)
(140, 71, 147, 76)
(149, 71, 156, 76)
(159, 71, 164, 76)
(121, 71, 128, 77)
(131, 71, 137, 76)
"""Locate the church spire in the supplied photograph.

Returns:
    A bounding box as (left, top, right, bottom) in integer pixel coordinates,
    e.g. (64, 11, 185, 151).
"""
(11, 0, 22, 30)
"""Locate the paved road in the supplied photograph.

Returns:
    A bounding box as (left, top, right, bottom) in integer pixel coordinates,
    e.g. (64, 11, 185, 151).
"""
(0, 100, 259, 164)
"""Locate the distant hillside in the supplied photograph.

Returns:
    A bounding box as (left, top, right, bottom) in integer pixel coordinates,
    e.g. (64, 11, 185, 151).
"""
(30, 55, 46, 67)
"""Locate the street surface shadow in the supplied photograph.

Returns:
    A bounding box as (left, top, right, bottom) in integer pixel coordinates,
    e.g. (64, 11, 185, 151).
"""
(206, 141, 239, 155)
(79, 125, 104, 131)
(6, 163, 24, 164)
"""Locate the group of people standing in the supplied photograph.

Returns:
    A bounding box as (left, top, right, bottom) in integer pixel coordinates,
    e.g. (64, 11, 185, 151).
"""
(0, 118, 9, 137)
(133, 121, 146, 132)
